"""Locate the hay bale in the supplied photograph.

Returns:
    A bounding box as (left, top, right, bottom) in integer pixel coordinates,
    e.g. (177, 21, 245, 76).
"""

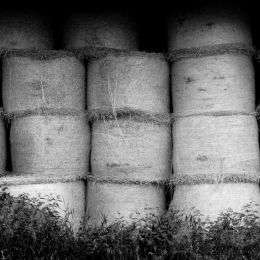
(88, 53, 170, 114)
(0, 119, 6, 173)
(86, 181, 165, 226)
(5, 179, 85, 232)
(171, 54, 254, 115)
(91, 118, 171, 181)
(10, 115, 90, 176)
(171, 183, 260, 221)
(173, 115, 259, 177)
(2, 55, 86, 113)
(0, 11, 53, 50)
(63, 12, 138, 50)
(168, 4, 251, 50)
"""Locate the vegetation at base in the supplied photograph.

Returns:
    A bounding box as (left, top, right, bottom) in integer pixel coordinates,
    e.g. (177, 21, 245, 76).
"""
(1, 186, 260, 260)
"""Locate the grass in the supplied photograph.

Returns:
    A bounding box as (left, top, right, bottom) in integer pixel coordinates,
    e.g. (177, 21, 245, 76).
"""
(1, 186, 260, 259)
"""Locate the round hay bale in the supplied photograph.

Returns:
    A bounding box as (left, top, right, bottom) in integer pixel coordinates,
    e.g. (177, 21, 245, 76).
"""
(5, 179, 85, 232)
(0, 11, 53, 50)
(173, 115, 259, 178)
(10, 115, 90, 176)
(167, 4, 251, 50)
(0, 118, 6, 173)
(171, 183, 260, 221)
(91, 118, 171, 181)
(87, 53, 170, 113)
(63, 12, 138, 50)
(86, 181, 165, 226)
(172, 54, 254, 115)
(2, 55, 86, 113)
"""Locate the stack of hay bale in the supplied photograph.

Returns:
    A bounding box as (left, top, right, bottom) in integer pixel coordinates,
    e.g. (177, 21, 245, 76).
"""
(0, 11, 90, 232)
(168, 4, 260, 220)
(63, 11, 172, 225)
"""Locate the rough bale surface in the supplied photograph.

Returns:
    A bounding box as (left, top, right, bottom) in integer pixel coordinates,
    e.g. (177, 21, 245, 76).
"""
(172, 54, 254, 115)
(5, 179, 85, 232)
(91, 118, 171, 181)
(171, 183, 260, 221)
(168, 4, 251, 50)
(10, 115, 90, 176)
(63, 12, 138, 50)
(172, 115, 260, 177)
(0, 119, 6, 173)
(2, 55, 86, 113)
(86, 181, 165, 226)
(88, 52, 170, 114)
(0, 11, 53, 50)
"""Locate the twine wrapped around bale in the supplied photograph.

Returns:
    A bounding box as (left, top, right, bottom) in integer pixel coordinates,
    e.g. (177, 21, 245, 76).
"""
(10, 115, 90, 176)
(63, 11, 138, 50)
(91, 117, 172, 181)
(170, 183, 260, 222)
(0, 11, 53, 50)
(86, 180, 165, 226)
(172, 115, 260, 178)
(87, 52, 170, 114)
(1, 172, 86, 232)
(167, 43, 255, 62)
(167, 4, 252, 51)
(88, 108, 171, 125)
(2, 51, 86, 113)
(171, 53, 255, 115)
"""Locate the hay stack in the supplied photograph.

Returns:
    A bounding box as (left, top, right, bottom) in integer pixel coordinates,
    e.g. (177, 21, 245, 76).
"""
(63, 12, 138, 50)
(0, 11, 53, 50)
(91, 118, 171, 181)
(171, 183, 260, 221)
(87, 117, 171, 225)
(2, 54, 86, 113)
(10, 115, 90, 176)
(167, 4, 251, 50)
(169, 4, 260, 221)
(0, 118, 6, 173)
(173, 115, 259, 177)
(86, 181, 165, 226)
(171, 54, 254, 115)
(87, 52, 170, 113)
(2, 175, 85, 232)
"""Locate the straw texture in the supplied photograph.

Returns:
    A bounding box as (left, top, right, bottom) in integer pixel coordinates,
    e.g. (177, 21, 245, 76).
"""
(171, 54, 255, 115)
(10, 115, 90, 176)
(172, 115, 260, 177)
(167, 4, 252, 51)
(2, 55, 86, 113)
(87, 52, 170, 113)
(171, 183, 260, 221)
(63, 12, 138, 50)
(5, 180, 85, 232)
(91, 118, 172, 181)
(86, 181, 165, 226)
(0, 11, 53, 50)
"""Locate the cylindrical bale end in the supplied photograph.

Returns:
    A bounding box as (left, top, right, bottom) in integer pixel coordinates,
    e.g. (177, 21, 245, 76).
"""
(171, 54, 255, 114)
(87, 53, 170, 113)
(167, 4, 252, 50)
(172, 115, 260, 177)
(2, 55, 86, 113)
(86, 182, 165, 226)
(91, 118, 172, 181)
(0, 10, 54, 49)
(10, 115, 90, 176)
(170, 183, 260, 222)
(6, 180, 86, 233)
(63, 11, 138, 50)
